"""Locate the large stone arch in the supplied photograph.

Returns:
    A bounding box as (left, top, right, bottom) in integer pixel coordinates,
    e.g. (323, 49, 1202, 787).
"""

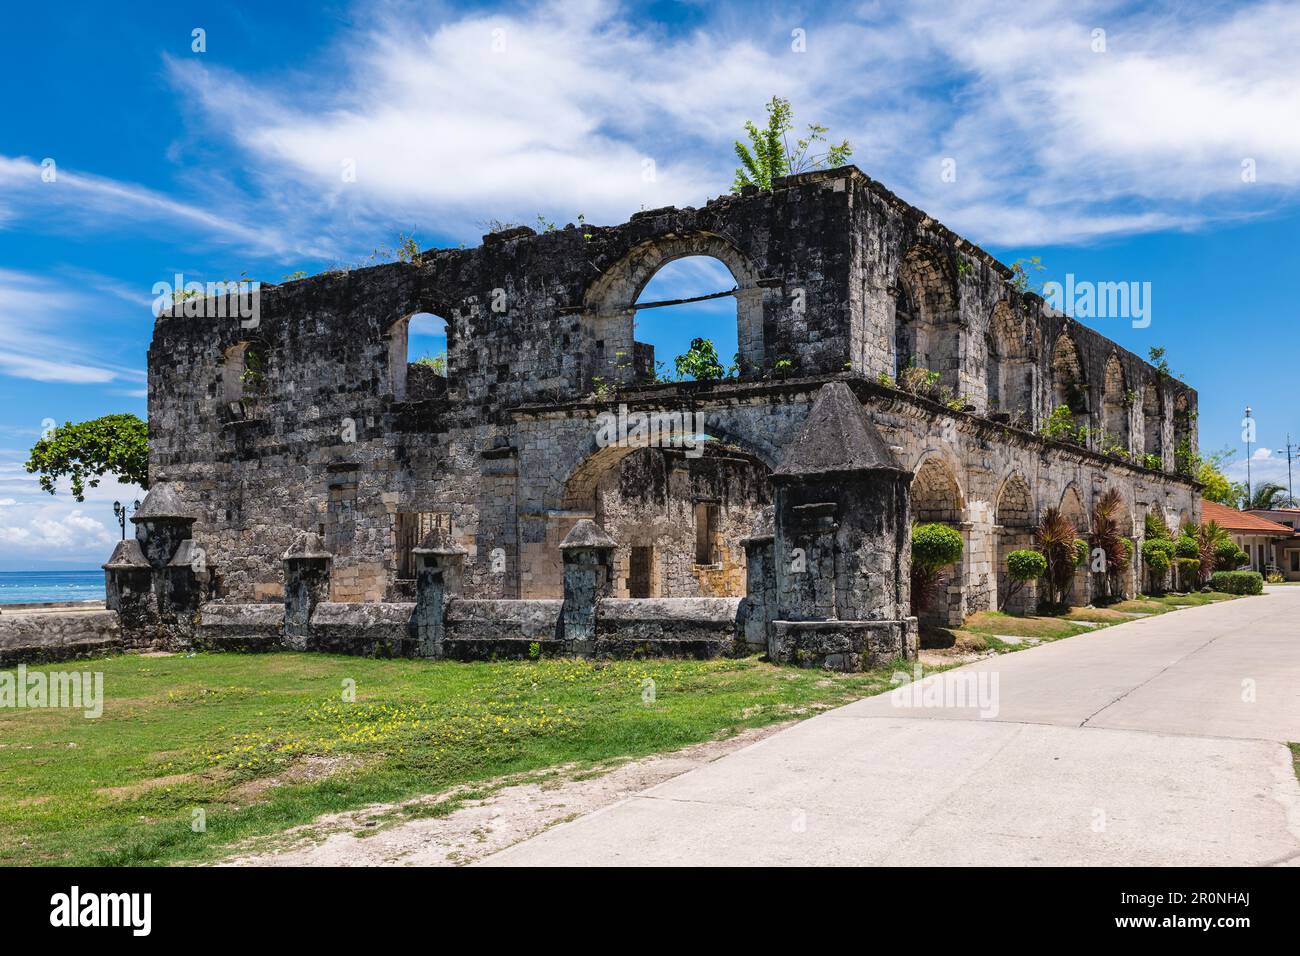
(985, 301, 1038, 426)
(539, 413, 777, 601)
(994, 473, 1036, 612)
(910, 453, 967, 626)
(580, 233, 766, 385)
(1059, 483, 1090, 605)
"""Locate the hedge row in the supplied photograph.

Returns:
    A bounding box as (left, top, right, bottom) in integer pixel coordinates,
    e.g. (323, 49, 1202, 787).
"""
(1207, 570, 1265, 595)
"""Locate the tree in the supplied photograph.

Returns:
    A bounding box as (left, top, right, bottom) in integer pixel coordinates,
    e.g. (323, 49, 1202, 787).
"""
(1002, 549, 1047, 612)
(732, 96, 853, 192)
(1193, 520, 1230, 587)
(1195, 447, 1244, 506)
(1244, 481, 1287, 511)
(26, 414, 148, 501)
(674, 338, 727, 381)
(910, 522, 963, 615)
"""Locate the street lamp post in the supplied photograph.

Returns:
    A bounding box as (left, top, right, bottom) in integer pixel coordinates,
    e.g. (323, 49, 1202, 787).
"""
(1244, 406, 1254, 508)
(113, 499, 141, 540)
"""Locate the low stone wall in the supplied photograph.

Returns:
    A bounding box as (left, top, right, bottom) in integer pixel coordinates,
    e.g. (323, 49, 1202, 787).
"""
(305, 602, 416, 657)
(442, 599, 562, 659)
(768, 618, 917, 672)
(0, 610, 122, 666)
(595, 597, 740, 658)
(196, 603, 283, 652)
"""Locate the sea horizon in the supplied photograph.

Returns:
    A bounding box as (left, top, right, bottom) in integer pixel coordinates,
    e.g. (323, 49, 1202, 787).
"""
(0, 569, 106, 605)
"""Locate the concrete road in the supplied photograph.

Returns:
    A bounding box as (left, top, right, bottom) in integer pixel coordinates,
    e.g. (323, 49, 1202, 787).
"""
(483, 588, 1300, 866)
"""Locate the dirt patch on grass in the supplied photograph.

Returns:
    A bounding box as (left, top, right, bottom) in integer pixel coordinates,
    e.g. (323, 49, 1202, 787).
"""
(217, 723, 792, 867)
(227, 754, 363, 802)
(96, 773, 197, 799)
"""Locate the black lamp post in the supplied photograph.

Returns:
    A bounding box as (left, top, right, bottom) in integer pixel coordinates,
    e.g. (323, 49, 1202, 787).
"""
(113, 499, 141, 540)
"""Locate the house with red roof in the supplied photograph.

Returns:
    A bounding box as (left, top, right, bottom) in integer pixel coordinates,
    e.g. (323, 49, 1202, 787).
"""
(1200, 499, 1300, 580)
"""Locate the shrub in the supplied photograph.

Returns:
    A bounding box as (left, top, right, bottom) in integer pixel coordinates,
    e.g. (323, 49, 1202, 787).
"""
(1144, 510, 1171, 540)
(1035, 509, 1079, 606)
(911, 523, 963, 615)
(1175, 556, 1200, 590)
(1002, 549, 1047, 611)
(1073, 539, 1089, 568)
(1174, 536, 1200, 560)
(1213, 539, 1248, 571)
(1208, 570, 1264, 595)
(1266, 571, 1285, 584)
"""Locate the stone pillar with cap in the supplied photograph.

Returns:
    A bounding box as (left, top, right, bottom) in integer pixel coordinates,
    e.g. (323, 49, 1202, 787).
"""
(559, 519, 616, 656)
(129, 483, 203, 630)
(411, 526, 467, 658)
(103, 538, 156, 635)
(283, 531, 332, 651)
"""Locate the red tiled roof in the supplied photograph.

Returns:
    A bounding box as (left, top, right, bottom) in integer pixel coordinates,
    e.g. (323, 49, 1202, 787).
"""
(1201, 499, 1295, 535)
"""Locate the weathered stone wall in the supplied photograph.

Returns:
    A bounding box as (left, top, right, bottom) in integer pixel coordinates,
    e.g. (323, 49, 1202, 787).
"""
(145, 165, 1199, 619)
(0, 611, 122, 666)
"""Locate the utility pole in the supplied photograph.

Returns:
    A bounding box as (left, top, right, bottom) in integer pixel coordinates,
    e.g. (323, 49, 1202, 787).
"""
(1285, 433, 1300, 508)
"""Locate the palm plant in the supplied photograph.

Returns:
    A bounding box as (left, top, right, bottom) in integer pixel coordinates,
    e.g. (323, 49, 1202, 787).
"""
(1244, 482, 1287, 511)
(1035, 508, 1078, 606)
(1193, 520, 1230, 586)
(1089, 488, 1131, 602)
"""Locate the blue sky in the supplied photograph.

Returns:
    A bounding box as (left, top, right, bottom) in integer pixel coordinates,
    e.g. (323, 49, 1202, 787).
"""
(2, 0, 1298, 569)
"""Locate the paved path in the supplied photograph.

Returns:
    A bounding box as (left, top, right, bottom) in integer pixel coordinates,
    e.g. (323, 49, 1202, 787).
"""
(483, 588, 1300, 866)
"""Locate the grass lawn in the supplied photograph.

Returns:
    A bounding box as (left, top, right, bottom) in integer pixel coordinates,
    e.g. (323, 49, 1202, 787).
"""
(0, 651, 914, 867)
(936, 591, 1244, 655)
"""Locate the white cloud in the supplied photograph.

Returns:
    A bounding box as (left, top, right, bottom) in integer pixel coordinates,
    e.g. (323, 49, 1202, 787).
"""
(0, 269, 147, 385)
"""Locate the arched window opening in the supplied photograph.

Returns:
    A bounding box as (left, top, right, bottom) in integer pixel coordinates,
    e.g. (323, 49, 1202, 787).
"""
(1142, 383, 1163, 462)
(986, 302, 1036, 427)
(387, 312, 448, 401)
(222, 341, 265, 405)
(632, 257, 739, 384)
(1051, 333, 1088, 427)
(895, 246, 958, 397)
(1101, 354, 1130, 456)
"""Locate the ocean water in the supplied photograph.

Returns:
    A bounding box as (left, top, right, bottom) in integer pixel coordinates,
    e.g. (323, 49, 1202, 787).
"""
(0, 570, 105, 605)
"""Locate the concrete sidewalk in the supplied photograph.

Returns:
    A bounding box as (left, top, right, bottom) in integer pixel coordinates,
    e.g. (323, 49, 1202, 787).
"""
(482, 589, 1300, 866)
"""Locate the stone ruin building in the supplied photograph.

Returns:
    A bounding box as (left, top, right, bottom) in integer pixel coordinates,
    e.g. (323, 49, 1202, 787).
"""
(97, 165, 1200, 671)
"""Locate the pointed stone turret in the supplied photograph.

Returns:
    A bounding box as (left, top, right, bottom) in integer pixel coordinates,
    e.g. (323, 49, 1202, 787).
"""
(763, 381, 916, 671)
(772, 381, 903, 479)
(559, 518, 617, 551)
(103, 538, 153, 626)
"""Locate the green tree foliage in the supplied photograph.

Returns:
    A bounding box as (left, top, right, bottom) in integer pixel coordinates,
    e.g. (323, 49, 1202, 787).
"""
(732, 96, 853, 192)
(1244, 481, 1287, 510)
(1189, 446, 1243, 505)
(26, 414, 148, 501)
(674, 337, 727, 381)
(910, 522, 963, 615)
(1192, 520, 1230, 586)
(414, 351, 448, 376)
(1002, 549, 1047, 612)
(1213, 538, 1248, 571)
